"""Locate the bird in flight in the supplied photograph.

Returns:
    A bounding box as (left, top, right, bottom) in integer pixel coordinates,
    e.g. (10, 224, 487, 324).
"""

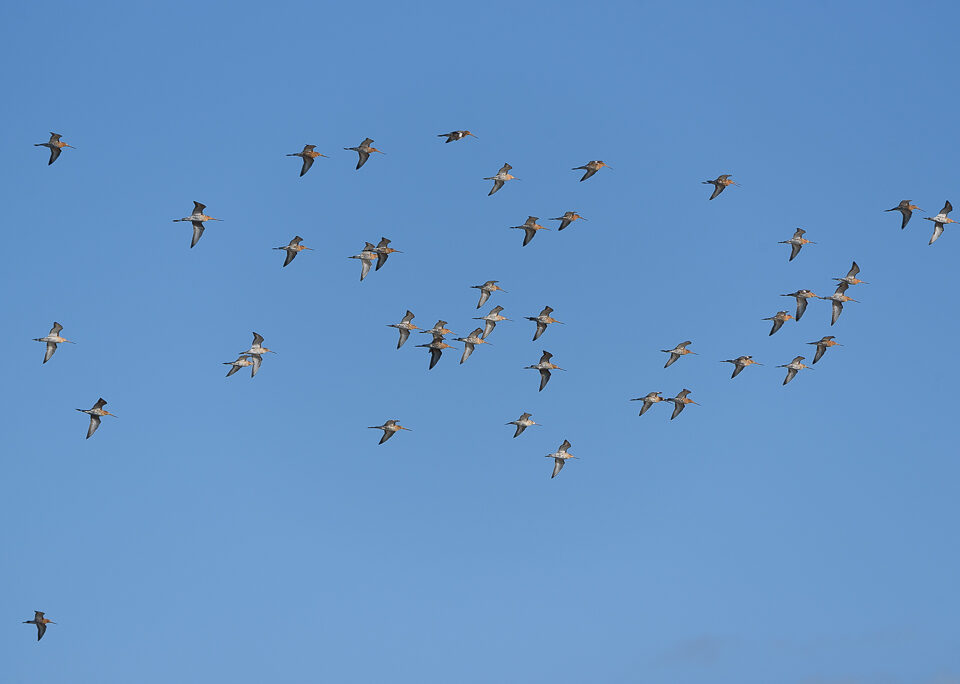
(34, 132, 74, 165)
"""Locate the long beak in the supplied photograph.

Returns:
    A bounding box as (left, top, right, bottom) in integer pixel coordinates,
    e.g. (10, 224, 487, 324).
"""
(468, 133, 478, 138)
(106, 412, 118, 418)
(303, 247, 314, 250)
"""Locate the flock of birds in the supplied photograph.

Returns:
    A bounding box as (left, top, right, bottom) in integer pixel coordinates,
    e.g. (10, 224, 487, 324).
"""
(21, 128, 953, 639)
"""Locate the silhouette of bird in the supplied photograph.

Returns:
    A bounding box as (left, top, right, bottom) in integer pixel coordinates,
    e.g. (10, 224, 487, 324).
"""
(455, 328, 491, 364)
(286, 144, 327, 176)
(372, 237, 402, 271)
(471, 280, 506, 308)
(344, 138, 384, 170)
(273, 236, 312, 267)
(572, 160, 609, 182)
(525, 350, 563, 391)
(23, 611, 55, 640)
(833, 261, 867, 286)
(224, 354, 262, 378)
(526, 306, 563, 341)
(368, 420, 410, 444)
(239, 332, 276, 356)
(437, 130, 477, 143)
(702, 174, 736, 200)
(630, 391, 664, 416)
(763, 310, 793, 336)
(416, 336, 455, 370)
(807, 336, 841, 364)
(349, 242, 378, 281)
(473, 306, 509, 339)
(885, 200, 922, 229)
(664, 389, 698, 420)
(722, 356, 761, 378)
(549, 211, 586, 231)
(510, 216, 549, 246)
(34, 132, 74, 165)
(819, 281, 858, 325)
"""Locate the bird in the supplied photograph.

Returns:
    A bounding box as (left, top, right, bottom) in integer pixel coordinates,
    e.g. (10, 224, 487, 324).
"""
(455, 328, 491, 364)
(416, 336, 455, 370)
(473, 306, 509, 339)
(763, 310, 793, 336)
(722, 356, 761, 378)
(525, 350, 563, 391)
(23, 611, 55, 641)
(387, 311, 418, 348)
(506, 412, 538, 438)
(273, 235, 312, 267)
(349, 242, 378, 281)
(923, 200, 956, 245)
(484, 163, 516, 195)
(778, 356, 811, 385)
(437, 130, 477, 143)
(808, 336, 841, 364)
(172, 201, 222, 248)
(76, 398, 116, 439)
(34, 132, 74, 165)
(885, 200, 922, 229)
(344, 138, 384, 170)
(224, 353, 262, 378)
(286, 144, 327, 177)
(779, 228, 815, 261)
(471, 280, 506, 308)
(546, 439, 576, 478)
(661, 341, 696, 368)
(549, 211, 586, 231)
(33, 322, 75, 364)
(780, 290, 818, 322)
(819, 281, 858, 326)
(833, 261, 867, 286)
(239, 332, 276, 356)
(572, 160, 609, 182)
(368, 420, 410, 444)
(525, 306, 563, 341)
(630, 391, 664, 416)
(418, 320, 455, 338)
(372, 237, 402, 271)
(510, 216, 549, 246)
(702, 174, 737, 200)
(664, 389, 698, 420)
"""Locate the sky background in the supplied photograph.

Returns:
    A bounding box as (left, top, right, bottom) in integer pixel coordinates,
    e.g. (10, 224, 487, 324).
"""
(3, 1, 959, 682)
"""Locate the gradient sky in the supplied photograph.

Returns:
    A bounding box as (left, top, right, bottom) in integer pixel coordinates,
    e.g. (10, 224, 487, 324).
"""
(4, 1, 960, 682)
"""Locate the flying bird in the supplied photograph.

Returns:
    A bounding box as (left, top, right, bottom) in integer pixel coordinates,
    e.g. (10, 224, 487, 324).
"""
(525, 350, 563, 391)
(372, 237, 402, 271)
(286, 144, 327, 177)
(833, 261, 867, 286)
(368, 420, 410, 444)
(349, 242, 378, 281)
(526, 306, 563, 341)
(387, 311, 418, 348)
(808, 336, 841, 364)
(780, 290, 818, 322)
(885, 200, 922, 229)
(510, 216, 549, 246)
(702, 174, 737, 200)
(273, 235, 312, 267)
(484, 163, 516, 195)
(344, 138, 384, 170)
(923, 200, 956, 245)
(664, 389, 698, 420)
(34, 132, 74, 165)
(549, 211, 586, 231)
(661, 341, 695, 368)
(506, 412, 538, 438)
(763, 310, 793, 336)
(33, 322, 75, 364)
(722, 356, 761, 378)
(546, 439, 576, 478)
(455, 328, 491, 364)
(779, 228, 815, 261)
(630, 391, 664, 416)
(172, 201, 222, 248)
(76, 398, 116, 439)
(819, 281, 858, 326)
(437, 130, 477, 143)
(224, 353, 262, 378)
(572, 160, 609, 182)
(419, 320, 454, 338)
(239, 332, 276, 356)
(473, 306, 509, 339)
(23, 612, 55, 641)
(778, 356, 811, 385)
(471, 280, 506, 308)
(416, 336, 455, 370)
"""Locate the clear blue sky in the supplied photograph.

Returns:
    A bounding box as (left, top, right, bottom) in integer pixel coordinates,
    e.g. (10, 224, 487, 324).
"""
(4, 1, 959, 682)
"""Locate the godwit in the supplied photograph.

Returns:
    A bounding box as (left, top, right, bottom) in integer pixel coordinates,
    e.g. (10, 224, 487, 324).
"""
(416, 335, 455, 369)
(510, 216, 549, 246)
(471, 280, 506, 308)
(273, 236, 312, 267)
(833, 261, 867, 286)
(344, 138, 384, 170)
(34, 133, 74, 165)
(546, 439, 576, 478)
(484, 163, 516, 195)
(224, 354, 262, 378)
(286, 144, 327, 177)
(239, 332, 276, 356)
(438, 130, 477, 143)
(702, 174, 736, 200)
(664, 389, 698, 420)
(23, 612, 55, 641)
(819, 282, 858, 326)
(662, 341, 695, 368)
(349, 242, 378, 281)
(173, 201, 222, 248)
(455, 327, 491, 364)
(419, 320, 455, 338)
(630, 391, 664, 416)
(549, 211, 586, 231)
(526, 306, 563, 341)
(76, 398, 116, 439)
(387, 311, 418, 348)
(368, 419, 410, 444)
(885, 200, 922, 229)
(372, 237, 402, 271)
(780, 289, 818, 322)
(473, 305, 509, 339)
(572, 160, 609, 182)
(506, 412, 538, 438)
(763, 310, 793, 336)
(33, 322, 74, 364)
(722, 356, 761, 378)
(778, 356, 811, 385)
(808, 336, 841, 364)
(779, 228, 815, 261)
(525, 350, 563, 391)
(924, 200, 955, 244)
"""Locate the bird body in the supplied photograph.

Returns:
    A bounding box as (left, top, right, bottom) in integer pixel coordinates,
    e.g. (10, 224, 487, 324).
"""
(507, 412, 538, 438)
(923, 200, 955, 244)
(344, 138, 383, 169)
(778, 356, 811, 385)
(833, 261, 867, 286)
(510, 216, 549, 246)
(349, 242, 378, 281)
(173, 201, 222, 248)
(23, 611, 55, 640)
(525, 350, 563, 391)
(286, 144, 328, 176)
(473, 306, 509, 339)
(372, 237, 402, 271)
(780, 290, 818, 321)
(368, 419, 410, 444)
(819, 281, 858, 325)
(546, 439, 575, 478)
(572, 160, 609, 182)
(455, 327, 490, 364)
(33, 321, 75, 363)
(885, 199, 922, 229)
(631, 391, 664, 416)
(34, 132, 74, 164)
(702, 174, 736, 200)
(484, 163, 516, 195)
(525, 306, 563, 341)
(387, 311, 418, 348)
(722, 356, 761, 378)
(76, 398, 116, 439)
(239, 332, 275, 356)
(763, 310, 793, 336)
(779, 228, 814, 261)
(438, 130, 477, 143)
(664, 389, 698, 420)
(471, 280, 506, 308)
(549, 211, 586, 231)
(662, 341, 695, 368)
(415, 337, 454, 369)
(273, 235, 312, 267)
(808, 336, 841, 364)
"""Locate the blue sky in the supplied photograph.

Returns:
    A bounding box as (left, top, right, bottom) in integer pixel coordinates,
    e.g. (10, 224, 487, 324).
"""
(4, 1, 960, 682)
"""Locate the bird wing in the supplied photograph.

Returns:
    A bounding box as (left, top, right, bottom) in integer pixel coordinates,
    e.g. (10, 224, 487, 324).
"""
(43, 342, 57, 363)
(460, 342, 474, 364)
(248, 354, 262, 377)
(300, 156, 314, 177)
(708, 183, 724, 200)
(521, 227, 535, 246)
(533, 321, 546, 341)
(670, 402, 685, 420)
(579, 167, 597, 182)
(190, 222, 204, 248)
(375, 251, 388, 271)
(539, 351, 553, 363)
(789, 242, 801, 261)
(664, 352, 680, 368)
(848, 262, 860, 277)
(900, 207, 912, 229)
(551, 458, 564, 478)
(37, 622, 47, 640)
(428, 347, 442, 369)
(482, 320, 495, 339)
(379, 429, 394, 444)
(488, 179, 504, 196)
(731, 364, 744, 378)
(559, 439, 571, 451)
(940, 200, 953, 216)
(282, 250, 296, 267)
(193, 201, 207, 214)
(783, 368, 798, 385)
(813, 344, 826, 364)
(513, 424, 525, 438)
(50, 322, 64, 336)
(94, 398, 108, 410)
(397, 328, 410, 348)
(769, 319, 784, 335)
(930, 222, 944, 245)
(538, 368, 551, 391)
(638, 400, 653, 416)
(225, 363, 242, 377)
(796, 297, 808, 321)
(48, 146, 61, 165)
(252, 333, 265, 346)
(830, 300, 843, 325)
(476, 289, 491, 308)
(359, 258, 371, 281)
(355, 150, 370, 169)
(87, 414, 101, 439)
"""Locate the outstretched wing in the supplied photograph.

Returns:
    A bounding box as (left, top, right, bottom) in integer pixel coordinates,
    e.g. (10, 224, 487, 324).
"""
(579, 167, 597, 182)
(355, 150, 370, 170)
(551, 458, 565, 478)
(48, 146, 61, 165)
(538, 368, 551, 391)
(488, 178, 504, 196)
(300, 155, 314, 177)
(282, 249, 296, 267)
(789, 242, 801, 261)
(87, 414, 101, 439)
(190, 222, 205, 248)
(43, 342, 57, 364)
(708, 183, 724, 200)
